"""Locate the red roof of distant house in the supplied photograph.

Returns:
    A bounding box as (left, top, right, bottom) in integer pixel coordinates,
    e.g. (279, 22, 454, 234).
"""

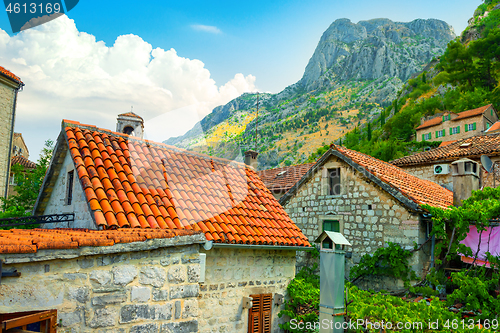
(486, 121, 500, 133)
(391, 133, 500, 167)
(0, 65, 22, 84)
(11, 155, 36, 169)
(36, 120, 310, 247)
(0, 228, 199, 254)
(438, 140, 457, 147)
(416, 116, 443, 130)
(452, 104, 493, 121)
(257, 163, 314, 193)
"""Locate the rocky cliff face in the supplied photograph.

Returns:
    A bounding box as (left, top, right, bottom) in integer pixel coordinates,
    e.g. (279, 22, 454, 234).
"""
(166, 18, 455, 169)
(299, 18, 455, 91)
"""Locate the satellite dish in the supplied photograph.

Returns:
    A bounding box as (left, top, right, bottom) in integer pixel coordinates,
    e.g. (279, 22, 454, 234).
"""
(481, 155, 493, 173)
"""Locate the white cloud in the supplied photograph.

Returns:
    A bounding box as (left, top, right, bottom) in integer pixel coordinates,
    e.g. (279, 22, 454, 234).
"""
(191, 24, 222, 34)
(0, 16, 255, 157)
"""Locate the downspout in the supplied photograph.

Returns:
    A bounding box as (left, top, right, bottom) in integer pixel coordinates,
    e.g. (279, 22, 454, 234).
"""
(4, 83, 23, 199)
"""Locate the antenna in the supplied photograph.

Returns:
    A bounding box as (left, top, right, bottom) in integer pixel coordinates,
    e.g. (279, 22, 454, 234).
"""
(254, 92, 260, 150)
(481, 155, 493, 173)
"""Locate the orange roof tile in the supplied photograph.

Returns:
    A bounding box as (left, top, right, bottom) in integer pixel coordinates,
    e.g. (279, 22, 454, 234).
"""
(50, 120, 309, 247)
(486, 121, 500, 133)
(11, 155, 36, 169)
(438, 140, 457, 147)
(118, 112, 143, 121)
(416, 116, 442, 130)
(281, 146, 453, 210)
(0, 65, 22, 84)
(334, 146, 452, 209)
(0, 228, 199, 254)
(257, 163, 314, 193)
(391, 133, 500, 167)
(451, 104, 493, 121)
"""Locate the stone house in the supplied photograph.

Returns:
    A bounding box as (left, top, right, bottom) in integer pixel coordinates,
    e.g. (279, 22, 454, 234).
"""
(0, 227, 206, 332)
(415, 104, 498, 142)
(0, 66, 24, 199)
(31, 115, 310, 333)
(260, 145, 452, 288)
(8, 132, 36, 196)
(391, 133, 500, 190)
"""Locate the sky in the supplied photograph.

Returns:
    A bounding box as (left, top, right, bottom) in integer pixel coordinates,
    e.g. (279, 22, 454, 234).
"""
(0, 0, 482, 159)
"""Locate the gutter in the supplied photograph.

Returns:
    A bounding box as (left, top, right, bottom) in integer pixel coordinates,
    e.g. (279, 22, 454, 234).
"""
(4, 83, 23, 199)
(211, 242, 313, 251)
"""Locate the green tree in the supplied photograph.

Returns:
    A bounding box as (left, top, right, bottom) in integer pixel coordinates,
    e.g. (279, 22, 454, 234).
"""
(367, 122, 372, 141)
(1, 139, 54, 217)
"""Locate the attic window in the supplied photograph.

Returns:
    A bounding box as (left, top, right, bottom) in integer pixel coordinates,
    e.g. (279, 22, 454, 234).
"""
(276, 171, 287, 177)
(66, 170, 74, 205)
(123, 126, 135, 135)
(460, 143, 471, 148)
(328, 168, 341, 196)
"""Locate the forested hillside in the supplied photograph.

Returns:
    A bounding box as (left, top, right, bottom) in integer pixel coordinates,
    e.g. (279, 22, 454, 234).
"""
(328, 0, 500, 162)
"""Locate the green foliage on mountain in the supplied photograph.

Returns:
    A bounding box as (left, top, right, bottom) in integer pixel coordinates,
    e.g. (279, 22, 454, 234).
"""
(337, 0, 500, 161)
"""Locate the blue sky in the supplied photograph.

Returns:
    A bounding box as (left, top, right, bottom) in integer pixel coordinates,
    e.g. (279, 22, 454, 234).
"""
(0, 0, 483, 156)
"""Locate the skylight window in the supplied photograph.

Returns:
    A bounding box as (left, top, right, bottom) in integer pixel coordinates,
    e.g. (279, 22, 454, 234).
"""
(276, 171, 287, 177)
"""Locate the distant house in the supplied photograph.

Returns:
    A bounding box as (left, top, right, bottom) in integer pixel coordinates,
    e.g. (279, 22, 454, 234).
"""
(391, 133, 500, 190)
(8, 133, 36, 197)
(257, 163, 314, 200)
(32, 114, 310, 332)
(0, 66, 23, 199)
(260, 145, 452, 290)
(415, 104, 498, 142)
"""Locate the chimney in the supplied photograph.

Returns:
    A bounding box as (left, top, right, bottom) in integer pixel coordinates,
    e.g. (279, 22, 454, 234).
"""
(244, 150, 258, 169)
(116, 112, 144, 139)
(451, 158, 480, 206)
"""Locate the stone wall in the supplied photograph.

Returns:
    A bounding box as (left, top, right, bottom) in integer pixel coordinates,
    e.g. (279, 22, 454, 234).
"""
(0, 79, 16, 199)
(283, 155, 428, 287)
(198, 247, 296, 333)
(0, 235, 205, 333)
(43, 148, 95, 229)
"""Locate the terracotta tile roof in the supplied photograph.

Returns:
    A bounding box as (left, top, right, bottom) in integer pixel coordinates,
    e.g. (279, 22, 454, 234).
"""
(11, 155, 36, 169)
(438, 140, 457, 147)
(118, 112, 143, 121)
(0, 228, 199, 254)
(333, 145, 453, 209)
(416, 116, 442, 130)
(257, 163, 314, 193)
(452, 104, 493, 121)
(56, 120, 309, 247)
(486, 121, 500, 133)
(391, 133, 500, 167)
(0, 65, 22, 84)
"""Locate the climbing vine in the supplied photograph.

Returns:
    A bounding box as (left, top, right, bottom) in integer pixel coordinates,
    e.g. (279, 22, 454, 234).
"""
(349, 242, 418, 287)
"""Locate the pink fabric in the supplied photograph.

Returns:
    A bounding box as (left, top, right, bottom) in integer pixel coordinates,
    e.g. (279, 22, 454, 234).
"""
(460, 225, 500, 264)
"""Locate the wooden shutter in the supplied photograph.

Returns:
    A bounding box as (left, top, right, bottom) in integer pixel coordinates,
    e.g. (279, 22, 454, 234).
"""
(465, 124, 468, 132)
(442, 129, 445, 137)
(449, 128, 452, 135)
(422, 134, 424, 141)
(248, 294, 273, 333)
(473, 122, 476, 130)
(457, 126, 460, 133)
(435, 131, 438, 138)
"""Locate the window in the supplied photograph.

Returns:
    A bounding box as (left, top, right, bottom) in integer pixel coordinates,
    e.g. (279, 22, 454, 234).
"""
(435, 129, 446, 138)
(66, 170, 74, 205)
(486, 122, 490, 129)
(465, 123, 476, 132)
(442, 114, 450, 121)
(327, 168, 341, 195)
(323, 220, 340, 249)
(248, 294, 272, 333)
(422, 133, 431, 141)
(450, 126, 460, 135)
(0, 310, 57, 333)
(9, 174, 16, 185)
(123, 126, 135, 135)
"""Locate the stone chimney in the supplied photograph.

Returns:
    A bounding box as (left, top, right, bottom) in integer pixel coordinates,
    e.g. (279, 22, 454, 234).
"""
(244, 150, 258, 169)
(116, 112, 144, 139)
(451, 158, 480, 206)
